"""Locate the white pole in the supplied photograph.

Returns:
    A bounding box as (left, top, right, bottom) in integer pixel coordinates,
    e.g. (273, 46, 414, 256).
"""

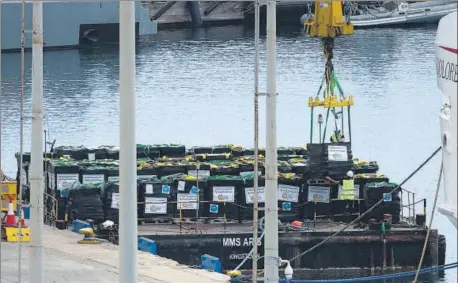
(29, 0, 44, 282)
(0, 0, 2, 250)
(17, 0, 27, 279)
(119, 1, 138, 283)
(252, 1, 260, 282)
(264, 0, 278, 283)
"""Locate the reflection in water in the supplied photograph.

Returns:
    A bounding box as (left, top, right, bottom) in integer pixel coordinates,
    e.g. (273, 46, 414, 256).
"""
(0, 25, 455, 282)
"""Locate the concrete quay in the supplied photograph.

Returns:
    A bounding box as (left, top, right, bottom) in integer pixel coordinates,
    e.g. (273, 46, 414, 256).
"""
(0, 226, 230, 283)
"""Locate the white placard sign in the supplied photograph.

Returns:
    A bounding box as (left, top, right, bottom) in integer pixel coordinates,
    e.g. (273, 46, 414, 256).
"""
(145, 184, 154, 194)
(108, 176, 119, 182)
(213, 186, 235, 203)
(56, 174, 79, 190)
(144, 197, 167, 214)
(245, 187, 265, 204)
(177, 181, 186, 192)
(82, 174, 105, 185)
(177, 194, 199, 210)
(111, 193, 120, 209)
(187, 170, 210, 180)
(278, 185, 300, 203)
(327, 145, 348, 161)
(307, 186, 331, 203)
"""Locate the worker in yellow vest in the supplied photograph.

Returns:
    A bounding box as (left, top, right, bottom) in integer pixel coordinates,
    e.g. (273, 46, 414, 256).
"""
(339, 171, 355, 200)
(330, 129, 343, 143)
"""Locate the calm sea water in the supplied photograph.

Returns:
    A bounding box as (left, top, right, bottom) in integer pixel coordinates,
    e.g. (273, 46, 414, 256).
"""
(0, 25, 456, 282)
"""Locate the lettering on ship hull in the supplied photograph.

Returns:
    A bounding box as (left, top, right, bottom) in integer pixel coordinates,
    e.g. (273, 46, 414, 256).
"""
(436, 58, 458, 83)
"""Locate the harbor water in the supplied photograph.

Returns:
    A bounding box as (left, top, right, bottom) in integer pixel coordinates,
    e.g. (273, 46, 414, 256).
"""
(0, 24, 456, 282)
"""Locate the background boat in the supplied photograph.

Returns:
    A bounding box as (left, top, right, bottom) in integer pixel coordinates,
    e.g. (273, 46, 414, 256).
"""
(1, 1, 157, 52)
(349, 0, 457, 28)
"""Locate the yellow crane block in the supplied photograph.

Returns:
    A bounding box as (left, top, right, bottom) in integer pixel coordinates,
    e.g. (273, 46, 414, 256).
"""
(308, 96, 354, 108)
(304, 1, 354, 38)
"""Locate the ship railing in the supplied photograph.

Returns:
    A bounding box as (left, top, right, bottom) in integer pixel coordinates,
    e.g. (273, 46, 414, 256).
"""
(400, 188, 427, 226)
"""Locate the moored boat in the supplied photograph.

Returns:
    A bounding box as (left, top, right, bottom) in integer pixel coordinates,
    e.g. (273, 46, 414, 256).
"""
(1, 1, 157, 52)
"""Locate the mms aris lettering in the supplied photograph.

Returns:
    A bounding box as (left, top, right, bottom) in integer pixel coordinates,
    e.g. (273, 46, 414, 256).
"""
(436, 58, 458, 83)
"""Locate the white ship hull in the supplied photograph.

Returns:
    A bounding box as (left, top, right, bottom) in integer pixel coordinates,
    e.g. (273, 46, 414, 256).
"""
(435, 11, 457, 228)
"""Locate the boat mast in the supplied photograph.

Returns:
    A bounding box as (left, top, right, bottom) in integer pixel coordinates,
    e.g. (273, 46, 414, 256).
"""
(264, 0, 279, 282)
(29, 0, 45, 282)
(119, 1, 138, 282)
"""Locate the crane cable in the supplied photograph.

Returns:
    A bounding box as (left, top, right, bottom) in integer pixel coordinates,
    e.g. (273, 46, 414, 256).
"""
(413, 161, 443, 283)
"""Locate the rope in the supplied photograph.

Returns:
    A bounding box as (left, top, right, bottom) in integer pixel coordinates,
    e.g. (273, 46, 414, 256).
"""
(413, 161, 443, 283)
(287, 146, 442, 263)
(230, 262, 457, 282)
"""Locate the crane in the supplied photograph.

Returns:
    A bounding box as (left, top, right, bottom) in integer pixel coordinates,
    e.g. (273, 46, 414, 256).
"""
(304, 1, 354, 144)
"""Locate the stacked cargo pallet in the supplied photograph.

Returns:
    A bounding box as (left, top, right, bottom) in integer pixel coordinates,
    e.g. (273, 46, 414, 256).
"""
(16, 143, 402, 226)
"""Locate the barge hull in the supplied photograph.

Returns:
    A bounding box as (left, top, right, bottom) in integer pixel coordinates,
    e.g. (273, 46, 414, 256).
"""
(136, 223, 440, 270)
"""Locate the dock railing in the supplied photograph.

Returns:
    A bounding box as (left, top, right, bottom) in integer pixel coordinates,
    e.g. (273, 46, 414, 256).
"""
(43, 192, 59, 227)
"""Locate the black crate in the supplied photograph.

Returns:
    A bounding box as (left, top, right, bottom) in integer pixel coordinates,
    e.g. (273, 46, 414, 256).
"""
(103, 182, 120, 223)
(189, 146, 213, 154)
(239, 177, 266, 221)
(67, 185, 105, 224)
(172, 178, 206, 220)
(155, 165, 187, 178)
(105, 168, 120, 183)
(48, 162, 81, 193)
(277, 177, 303, 222)
(138, 181, 175, 222)
(206, 177, 244, 222)
(302, 181, 334, 220)
(364, 182, 401, 223)
(154, 144, 186, 157)
(137, 168, 158, 181)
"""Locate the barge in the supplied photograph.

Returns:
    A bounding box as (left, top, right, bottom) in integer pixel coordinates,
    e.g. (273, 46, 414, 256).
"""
(13, 143, 446, 271)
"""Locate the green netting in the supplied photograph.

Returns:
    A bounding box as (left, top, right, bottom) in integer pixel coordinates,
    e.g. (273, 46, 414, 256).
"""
(207, 175, 242, 181)
(366, 182, 398, 189)
(49, 160, 79, 167)
(152, 143, 184, 148)
(240, 172, 260, 181)
(288, 158, 306, 164)
(151, 173, 186, 183)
